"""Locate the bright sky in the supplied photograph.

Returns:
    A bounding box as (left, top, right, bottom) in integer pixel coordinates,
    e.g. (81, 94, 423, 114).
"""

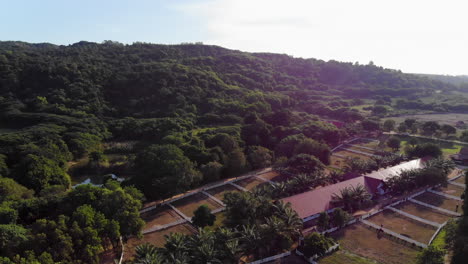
(2, 0, 468, 75)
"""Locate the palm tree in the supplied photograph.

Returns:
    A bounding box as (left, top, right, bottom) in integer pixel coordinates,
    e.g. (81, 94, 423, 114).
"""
(161, 233, 189, 258)
(189, 228, 222, 264)
(239, 225, 263, 258)
(134, 243, 164, 264)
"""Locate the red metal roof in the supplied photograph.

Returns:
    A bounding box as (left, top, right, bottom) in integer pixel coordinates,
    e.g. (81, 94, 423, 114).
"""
(282, 176, 380, 219)
(282, 159, 424, 219)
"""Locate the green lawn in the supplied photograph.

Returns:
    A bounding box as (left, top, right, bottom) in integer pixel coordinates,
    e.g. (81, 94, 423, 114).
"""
(396, 136, 465, 156)
(430, 228, 446, 248)
(319, 250, 378, 264)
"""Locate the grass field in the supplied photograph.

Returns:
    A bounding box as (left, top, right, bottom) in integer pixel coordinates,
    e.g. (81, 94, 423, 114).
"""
(413, 192, 461, 212)
(124, 223, 195, 261)
(350, 138, 380, 148)
(171, 193, 222, 218)
(235, 177, 268, 190)
(330, 223, 419, 264)
(396, 135, 466, 157)
(141, 205, 181, 229)
(204, 212, 226, 231)
(319, 250, 378, 264)
(206, 184, 240, 200)
(345, 145, 378, 155)
(366, 210, 437, 243)
(395, 202, 452, 224)
(433, 184, 465, 197)
(334, 150, 372, 160)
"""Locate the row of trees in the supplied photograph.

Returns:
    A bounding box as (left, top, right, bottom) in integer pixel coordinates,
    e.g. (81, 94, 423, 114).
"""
(133, 194, 303, 263)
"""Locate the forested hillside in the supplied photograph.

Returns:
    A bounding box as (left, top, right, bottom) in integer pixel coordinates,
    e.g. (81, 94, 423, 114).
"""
(0, 41, 456, 263)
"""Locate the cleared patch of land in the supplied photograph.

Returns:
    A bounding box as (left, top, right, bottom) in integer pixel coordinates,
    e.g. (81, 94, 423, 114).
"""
(395, 202, 452, 224)
(345, 145, 378, 155)
(235, 177, 267, 190)
(350, 138, 380, 148)
(124, 224, 195, 261)
(433, 184, 465, 197)
(330, 223, 419, 264)
(366, 210, 437, 243)
(385, 113, 468, 127)
(334, 150, 372, 160)
(206, 184, 240, 200)
(141, 205, 181, 229)
(171, 193, 222, 217)
(396, 135, 465, 157)
(413, 192, 460, 212)
(319, 250, 378, 264)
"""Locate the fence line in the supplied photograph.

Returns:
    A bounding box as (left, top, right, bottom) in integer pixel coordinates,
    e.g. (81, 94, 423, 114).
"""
(296, 243, 340, 264)
(429, 221, 448, 245)
(361, 220, 427, 248)
(387, 207, 441, 228)
(448, 181, 466, 188)
(247, 251, 291, 264)
(201, 191, 225, 207)
(229, 182, 249, 192)
(142, 218, 188, 234)
(342, 147, 378, 157)
(409, 198, 461, 216)
(167, 204, 192, 222)
(427, 189, 463, 201)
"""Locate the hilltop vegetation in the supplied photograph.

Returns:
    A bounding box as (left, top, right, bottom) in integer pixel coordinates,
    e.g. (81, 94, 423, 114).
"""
(0, 41, 460, 263)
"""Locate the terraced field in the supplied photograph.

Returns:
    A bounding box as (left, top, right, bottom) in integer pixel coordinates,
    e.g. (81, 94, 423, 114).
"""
(171, 193, 222, 217)
(141, 205, 181, 230)
(413, 192, 460, 212)
(394, 202, 452, 224)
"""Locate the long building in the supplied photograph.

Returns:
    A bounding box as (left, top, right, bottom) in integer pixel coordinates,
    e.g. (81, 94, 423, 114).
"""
(281, 159, 425, 222)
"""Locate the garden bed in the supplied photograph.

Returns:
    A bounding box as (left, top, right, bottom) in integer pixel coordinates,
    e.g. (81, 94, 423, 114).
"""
(171, 193, 222, 218)
(330, 223, 419, 264)
(124, 223, 195, 261)
(318, 249, 378, 264)
(394, 202, 452, 224)
(235, 177, 268, 190)
(141, 205, 182, 229)
(413, 192, 461, 212)
(366, 209, 437, 243)
(454, 175, 466, 184)
(206, 184, 240, 200)
(258, 171, 283, 182)
(334, 150, 372, 160)
(433, 184, 465, 197)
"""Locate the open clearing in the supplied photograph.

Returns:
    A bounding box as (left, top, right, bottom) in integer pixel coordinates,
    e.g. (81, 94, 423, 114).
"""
(433, 184, 465, 197)
(330, 223, 419, 264)
(140, 205, 181, 229)
(366, 210, 437, 243)
(171, 193, 222, 217)
(394, 202, 452, 224)
(235, 177, 267, 190)
(206, 184, 240, 200)
(124, 224, 195, 261)
(319, 250, 378, 264)
(413, 192, 460, 212)
(385, 113, 468, 127)
(350, 138, 380, 148)
(396, 135, 465, 156)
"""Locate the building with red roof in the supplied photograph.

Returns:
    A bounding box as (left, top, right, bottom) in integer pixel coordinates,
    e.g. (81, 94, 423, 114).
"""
(282, 159, 424, 221)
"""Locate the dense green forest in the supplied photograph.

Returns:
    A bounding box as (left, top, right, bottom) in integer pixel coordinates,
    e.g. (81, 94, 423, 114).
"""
(0, 41, 459, 263)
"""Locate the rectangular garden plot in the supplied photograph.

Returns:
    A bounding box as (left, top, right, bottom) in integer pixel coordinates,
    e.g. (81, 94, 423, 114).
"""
(330, 223, 419, 264)
(140, 205, 182, 229)
(235, 177, 268, 191)
(124, 223, 195, 261)
(413, 192, 461, 212)
(334, 150, 371, 160)
(206, 184, 240, 201)
(433, 184, 465, 197)
(394, 202, 452, 224)
(257, 171, 284, 182)
(171, 193, 222, 218)
(366, 209, 437, 244)
(345, 145, 378, 155)
(319, 250, 377, 264)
